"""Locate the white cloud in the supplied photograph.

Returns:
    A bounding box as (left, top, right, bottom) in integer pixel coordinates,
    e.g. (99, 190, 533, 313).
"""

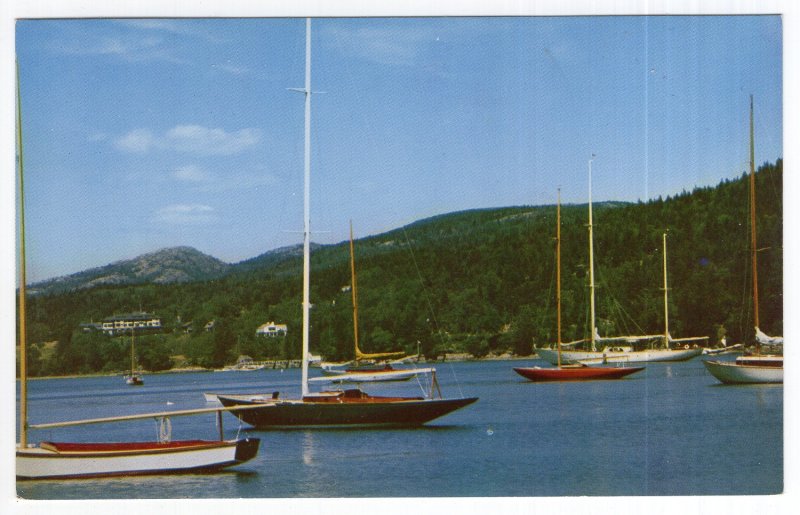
(154, 204, 217, 225)
(166, 125, 261, 156)
(213, 62, 250, 75)
(325, 26, 425, 67)
(115, 129, 156, 153)
(115, 125, 261, 156)
(56, 34, 184, 64)
(118, 20, 225, 43)
(172, 165, 210, 182)
(170, 164, 276, 192)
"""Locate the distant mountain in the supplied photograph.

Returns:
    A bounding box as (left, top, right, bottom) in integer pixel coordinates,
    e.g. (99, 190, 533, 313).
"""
(231, 243, 324, 275)
(29, 246, 231, 295)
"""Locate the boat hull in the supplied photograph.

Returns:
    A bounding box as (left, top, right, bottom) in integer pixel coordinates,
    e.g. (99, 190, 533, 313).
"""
(513, 366, 644, 382)
(217, 394, 478, 428)
(536, 346, 702, 364)
(16, 438, 260, 480)
(311, 368, 435, 384)
(702, 359, 783, 384)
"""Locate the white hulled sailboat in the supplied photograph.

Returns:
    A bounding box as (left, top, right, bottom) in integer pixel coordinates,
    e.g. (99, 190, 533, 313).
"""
(703, 96, 783, 384)
(535, 159, 702, 365)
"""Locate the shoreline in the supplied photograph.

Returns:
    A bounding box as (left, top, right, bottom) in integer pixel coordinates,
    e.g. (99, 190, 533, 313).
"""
(18, 354, 539, 381)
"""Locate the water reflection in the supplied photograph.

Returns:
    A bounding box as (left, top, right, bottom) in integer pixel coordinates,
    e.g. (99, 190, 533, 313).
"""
(302, 430, 315, 465)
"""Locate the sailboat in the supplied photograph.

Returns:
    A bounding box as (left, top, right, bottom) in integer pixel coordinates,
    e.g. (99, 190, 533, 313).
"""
(703, 95, 783, 384)
(125, 329, 144, 385)
(535, 159, 703, 365)
(216, 19, 477, 427)
(15, 62, 259, 479)
(318, 221, 433, 383)
(514, 189, 645, 382)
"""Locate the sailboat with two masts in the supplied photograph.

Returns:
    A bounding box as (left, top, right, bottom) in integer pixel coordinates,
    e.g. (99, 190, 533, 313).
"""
(318, 221, 434, 383)
(15, 61, 259, 480)
(217, 19, 477, 427)
(703, 95, 783, 384)
(535, 159, 703, 365)
(514, 189, 645, 381)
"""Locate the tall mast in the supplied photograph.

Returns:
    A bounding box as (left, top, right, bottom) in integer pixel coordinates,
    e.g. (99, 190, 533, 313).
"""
(349, 220, 360, 360)
(662, 233, 670, 349)
(556, 189, 562, 368)
(749, 94, 760, 354)
(131, 330, 136, 376)
(16, 60, 28, 448)
(301, 18, 312, 396)
(588, 156, 597, 352)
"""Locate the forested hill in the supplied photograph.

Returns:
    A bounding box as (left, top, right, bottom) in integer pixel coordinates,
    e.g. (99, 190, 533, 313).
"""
(20, 160, 782, 376)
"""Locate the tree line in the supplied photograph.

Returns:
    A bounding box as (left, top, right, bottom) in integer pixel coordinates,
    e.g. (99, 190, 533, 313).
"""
(18, 160, 783, 376)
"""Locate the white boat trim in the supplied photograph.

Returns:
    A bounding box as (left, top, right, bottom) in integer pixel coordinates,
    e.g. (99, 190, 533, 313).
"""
(308, 367, 436, 383)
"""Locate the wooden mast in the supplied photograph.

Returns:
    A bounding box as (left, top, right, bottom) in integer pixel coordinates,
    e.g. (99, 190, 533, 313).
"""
(16, 60, 29, 449)
(349, 222, 403, 362)
(588, 155, 597, 351)
(349, 220, 360, 361)
(748, 94, 761, 355)
(131, 329, 136, 377)
(556, 189, 562, 368)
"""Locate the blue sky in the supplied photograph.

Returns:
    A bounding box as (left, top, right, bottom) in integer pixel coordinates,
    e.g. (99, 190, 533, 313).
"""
(14, 16, 783, 282)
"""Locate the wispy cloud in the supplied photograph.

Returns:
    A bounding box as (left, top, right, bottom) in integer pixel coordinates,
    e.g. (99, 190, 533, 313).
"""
(324, 26, 429, 67)
(172, 164, 209, 182)
(56, 33, 184, 63)
(166, 125, 261, 155)
(116, 128, 156, 152)
(212, 62, 250, 75)
(323, 21, 487, 68)
(118, 19, 225, 43)
(171, 164, 276, 192)
(154, 204, 217, 225)
(114, 125, 261, 156)
(51, 21, 249, 75)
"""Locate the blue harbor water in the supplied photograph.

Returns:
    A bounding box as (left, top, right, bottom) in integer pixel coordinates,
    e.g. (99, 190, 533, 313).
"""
(16, 357, 782, 499)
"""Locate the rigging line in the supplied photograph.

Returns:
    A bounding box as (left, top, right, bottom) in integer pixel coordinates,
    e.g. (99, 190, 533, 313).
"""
(400, 226, 445, 346)
(592, 244, 649, 336)
(412, 370, 430, 397)
(445, 362, 465, 399)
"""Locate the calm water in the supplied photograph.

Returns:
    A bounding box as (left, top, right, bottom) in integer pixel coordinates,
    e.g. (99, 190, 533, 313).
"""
(16, 358, 782, 499)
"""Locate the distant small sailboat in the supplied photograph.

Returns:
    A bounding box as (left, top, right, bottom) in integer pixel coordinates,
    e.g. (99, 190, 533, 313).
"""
(514, 188, 644, 382)
(703, 95, 783, 384)
(217, 19, 477, 426)
(125, 329, 144, 386)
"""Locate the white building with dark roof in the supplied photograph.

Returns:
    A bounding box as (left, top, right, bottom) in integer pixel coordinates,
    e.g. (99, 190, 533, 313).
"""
(256, 321, 287, 337)
(92, 312, 162, 336)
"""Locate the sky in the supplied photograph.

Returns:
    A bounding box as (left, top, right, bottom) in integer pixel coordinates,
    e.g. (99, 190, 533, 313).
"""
(10, 14, 784, 283)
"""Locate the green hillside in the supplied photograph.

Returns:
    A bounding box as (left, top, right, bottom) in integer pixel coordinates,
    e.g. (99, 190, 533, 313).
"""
(18, 160, 783, 376)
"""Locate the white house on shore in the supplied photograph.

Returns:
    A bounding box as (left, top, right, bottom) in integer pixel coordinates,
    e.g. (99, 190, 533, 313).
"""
(256, 321, 288, 337)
